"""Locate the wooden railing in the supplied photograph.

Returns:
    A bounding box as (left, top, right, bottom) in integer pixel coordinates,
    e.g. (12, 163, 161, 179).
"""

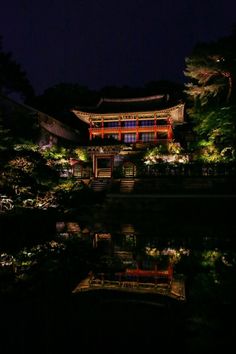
(90, 125, 171, 134)
(97, 168, 112, 177)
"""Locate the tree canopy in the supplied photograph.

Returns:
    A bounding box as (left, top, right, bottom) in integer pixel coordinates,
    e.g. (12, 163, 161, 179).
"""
(0, 36, 34, 100)
(184, 30, 236, 162)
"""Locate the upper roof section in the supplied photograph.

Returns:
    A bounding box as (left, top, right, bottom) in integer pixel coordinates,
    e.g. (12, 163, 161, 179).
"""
(72, 94, 185, 124)
(90, 94, 167, 113)
(74, 94, 172, 114)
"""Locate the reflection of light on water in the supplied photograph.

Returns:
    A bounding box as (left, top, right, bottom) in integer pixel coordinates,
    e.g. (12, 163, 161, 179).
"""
(114, 251, 134, 265)
(145, 247, 190, 264)
(67, 222, 81, 233)
(56, 221, 66, 232)
(93, 233, 112, 248)
(121, 224, 135, 234)
(56, 221, 81, 235)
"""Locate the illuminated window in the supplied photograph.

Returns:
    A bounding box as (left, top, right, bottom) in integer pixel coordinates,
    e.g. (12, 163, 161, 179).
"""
(123, 162, 137, 177)
(105, 122, 119, 127)
(122, 121, 136, 127)
(140, 132, 154, 142)
(73, 163, 83, 177)
(123, 133, 136, 143)
(139, 120, 154, 127)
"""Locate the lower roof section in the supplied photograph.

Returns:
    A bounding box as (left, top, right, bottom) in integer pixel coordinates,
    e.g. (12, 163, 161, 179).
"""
(72, 102, 185, 125)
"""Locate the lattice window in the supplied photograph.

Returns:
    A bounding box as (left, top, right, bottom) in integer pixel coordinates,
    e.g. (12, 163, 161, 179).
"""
(139, 120, 154, 127)
(105, 121, 119, 127)
(140, 132, 155, 142)
(123, 162, 137, 177)
(123, 133, 136, 143)
(122, 121, 136, 127)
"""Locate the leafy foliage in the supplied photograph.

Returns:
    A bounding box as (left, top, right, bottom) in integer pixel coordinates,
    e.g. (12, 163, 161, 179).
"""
(184, 31, 236, 161)
(0, 147, 59, 200)
(73, 147, 89, 162)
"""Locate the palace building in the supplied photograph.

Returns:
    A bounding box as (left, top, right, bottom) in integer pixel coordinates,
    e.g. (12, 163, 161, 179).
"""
(72, 94, 184, 144)
(72, 95, 185, 178)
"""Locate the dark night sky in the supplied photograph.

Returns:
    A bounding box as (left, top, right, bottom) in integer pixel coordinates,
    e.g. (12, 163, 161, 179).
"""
(0, 0, 236, 95)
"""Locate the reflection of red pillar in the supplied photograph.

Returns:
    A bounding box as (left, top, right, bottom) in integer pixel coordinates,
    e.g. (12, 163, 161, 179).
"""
(111, 155, 114, 176)
(168, 264, 173, 281)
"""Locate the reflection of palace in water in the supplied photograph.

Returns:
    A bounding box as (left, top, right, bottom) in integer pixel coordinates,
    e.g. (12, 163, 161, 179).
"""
(55, 219, 186, 300)
(73, 227, 186, 301)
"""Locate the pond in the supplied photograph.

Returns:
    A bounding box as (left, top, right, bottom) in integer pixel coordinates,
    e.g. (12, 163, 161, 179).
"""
(65, 196, 236, 353)
(1, 196, 235, 354)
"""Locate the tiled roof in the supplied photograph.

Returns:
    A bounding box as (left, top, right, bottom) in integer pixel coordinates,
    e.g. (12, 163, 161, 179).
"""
(77, 95, 173, 114)
(0, 94, 80, 142)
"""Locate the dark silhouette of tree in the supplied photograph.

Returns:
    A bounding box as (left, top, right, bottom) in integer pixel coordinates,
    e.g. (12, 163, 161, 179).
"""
(0, 36, 34, 100)
(145, 80, 184, 101)
(29, 83, 94, 116)
(0, 112, 12, 151)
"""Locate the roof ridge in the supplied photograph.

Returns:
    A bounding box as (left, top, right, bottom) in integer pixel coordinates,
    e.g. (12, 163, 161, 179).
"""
(97, 94, 165, 106)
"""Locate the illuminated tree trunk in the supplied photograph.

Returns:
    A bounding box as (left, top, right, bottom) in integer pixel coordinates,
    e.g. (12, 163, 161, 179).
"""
(224, 72, 232, 103)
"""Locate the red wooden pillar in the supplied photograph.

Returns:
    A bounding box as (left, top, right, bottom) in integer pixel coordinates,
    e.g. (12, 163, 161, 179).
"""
(89, 119, 93, 140)
(136, 115, 139, 142)
(118, 116, 122, 141)
(154, 113, 157, 143)
(167, 126, 173, 140)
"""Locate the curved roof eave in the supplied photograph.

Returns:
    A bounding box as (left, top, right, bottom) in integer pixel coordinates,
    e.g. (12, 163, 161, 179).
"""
(72, 103, 185, 123)
(71, 109, 91, 124)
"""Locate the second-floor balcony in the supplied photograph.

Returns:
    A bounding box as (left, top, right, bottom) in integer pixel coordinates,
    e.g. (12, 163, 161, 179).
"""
(90, 125, 172, 134)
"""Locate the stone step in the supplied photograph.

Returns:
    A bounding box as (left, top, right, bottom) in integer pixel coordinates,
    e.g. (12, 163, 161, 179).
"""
(91, 179, 109, 192)
(120, 179, 135, 193)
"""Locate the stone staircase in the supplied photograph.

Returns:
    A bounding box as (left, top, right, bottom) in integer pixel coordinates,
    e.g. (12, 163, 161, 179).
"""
(91, 179, 110, 192)
(120, 179, 135, 193)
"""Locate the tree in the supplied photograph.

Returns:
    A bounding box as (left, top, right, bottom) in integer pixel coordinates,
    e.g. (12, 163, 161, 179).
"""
(0, 112, 12, 152)
(184, 31, 236, 161)
(0, 36, 36, 150)
(0, 36, 34, 100)
(185, 53, 232, 104)
(29, 83, 93, 116)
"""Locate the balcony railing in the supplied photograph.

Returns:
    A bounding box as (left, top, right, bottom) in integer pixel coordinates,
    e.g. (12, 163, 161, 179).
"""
(90, 125, 171, 134)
